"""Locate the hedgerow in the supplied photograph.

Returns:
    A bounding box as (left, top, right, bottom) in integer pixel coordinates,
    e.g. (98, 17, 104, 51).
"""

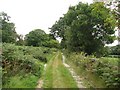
(64, 51, 120, 88)
(2, 43, 56, 87)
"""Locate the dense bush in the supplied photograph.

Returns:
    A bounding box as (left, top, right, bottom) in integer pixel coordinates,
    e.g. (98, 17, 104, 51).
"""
(2, 43, 55, 87)
(64, 51, 120, 88)
(109, 45, 120, 55)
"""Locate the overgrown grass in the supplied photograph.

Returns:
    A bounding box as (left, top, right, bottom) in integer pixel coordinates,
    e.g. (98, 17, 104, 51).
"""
(43, 52, 77, 88)
(66, 60, 106, 88)
(64, 51, 120, 88)
(42, 53, 56, 88)
(100, 57, 119, 66)
(3, 74, 39, 88)
(2, 43, 57, 88)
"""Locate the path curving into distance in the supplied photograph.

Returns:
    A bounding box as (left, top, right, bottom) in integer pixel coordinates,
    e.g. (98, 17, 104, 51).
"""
(43, 52, 77, 88)
(37, 52, 84, 88)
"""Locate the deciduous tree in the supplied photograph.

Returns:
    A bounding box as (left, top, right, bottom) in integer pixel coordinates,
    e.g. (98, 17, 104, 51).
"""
(0, 12, 17, 43)
(50, 2, 116, 56)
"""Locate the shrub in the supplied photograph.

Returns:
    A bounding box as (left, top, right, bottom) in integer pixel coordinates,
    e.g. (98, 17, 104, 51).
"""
(64, 50, 119, 88)
(2, 43, 50, 87)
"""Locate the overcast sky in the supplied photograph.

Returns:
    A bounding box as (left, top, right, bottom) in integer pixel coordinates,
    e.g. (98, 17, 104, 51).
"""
(0, 0, 118, 46)
(0, 0, 92, 35)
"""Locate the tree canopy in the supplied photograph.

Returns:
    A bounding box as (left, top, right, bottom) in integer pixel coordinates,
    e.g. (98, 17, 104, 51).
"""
(25, 29, 59, 48)
(25, 29, 46, 46)
(50, 2, 116, 56)
(0, 12, 18, 43)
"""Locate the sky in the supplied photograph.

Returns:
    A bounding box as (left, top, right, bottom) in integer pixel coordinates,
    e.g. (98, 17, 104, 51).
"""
(0, 0, 118, 46)
(0, 0, 92, 35)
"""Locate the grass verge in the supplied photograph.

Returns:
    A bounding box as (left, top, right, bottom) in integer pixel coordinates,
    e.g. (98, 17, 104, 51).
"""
(3, 74, 39, 88)
(65, 59, 106, 88)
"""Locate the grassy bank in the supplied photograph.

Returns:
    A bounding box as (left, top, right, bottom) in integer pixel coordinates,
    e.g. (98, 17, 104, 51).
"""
(66, 59, 106, 88)
(64, 51, 119, 88)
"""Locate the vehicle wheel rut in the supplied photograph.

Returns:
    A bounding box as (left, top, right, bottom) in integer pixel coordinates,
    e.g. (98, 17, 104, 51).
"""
(62, 53, 86, 88)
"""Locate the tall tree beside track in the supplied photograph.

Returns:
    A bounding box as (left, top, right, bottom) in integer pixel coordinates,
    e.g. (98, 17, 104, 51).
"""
(50, 2, 116, 56)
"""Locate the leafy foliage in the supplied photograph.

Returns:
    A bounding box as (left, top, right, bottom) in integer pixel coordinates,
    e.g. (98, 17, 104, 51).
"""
(25, 29, 59, 48)
(16, 34, 25, 45)
(25, 29, 46, 46)
(51, 2, 116, 56)
(2, 43, 56, 87)
(64, 51, 120, 88)
(109, 45, 120, 55)
(0, 12, 18, 43)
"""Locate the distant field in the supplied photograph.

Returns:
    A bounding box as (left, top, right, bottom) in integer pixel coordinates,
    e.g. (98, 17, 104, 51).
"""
(100, 57, 119, 66)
